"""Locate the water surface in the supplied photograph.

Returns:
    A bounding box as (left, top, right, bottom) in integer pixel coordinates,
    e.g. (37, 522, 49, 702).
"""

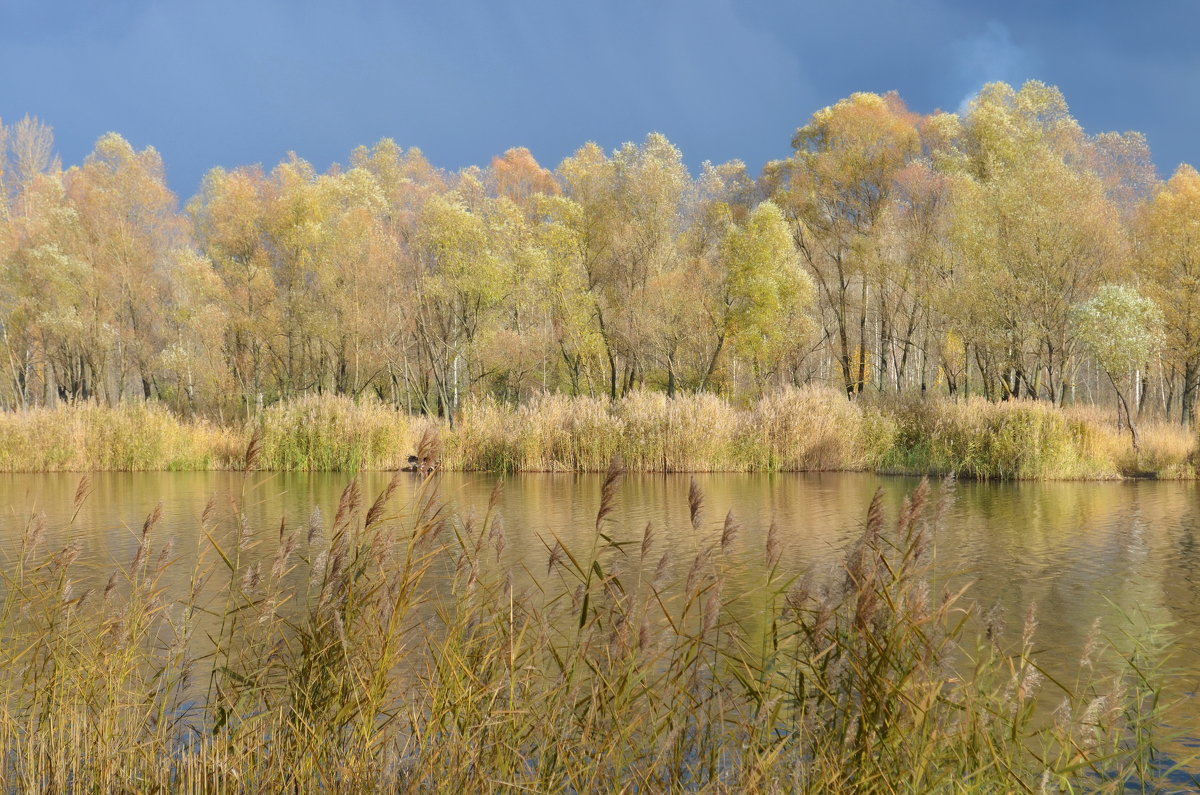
(2, 471, 1198, 760)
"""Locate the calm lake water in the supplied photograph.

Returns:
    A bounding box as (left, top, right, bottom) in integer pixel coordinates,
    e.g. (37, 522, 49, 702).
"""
(3, 470, 1199, 764)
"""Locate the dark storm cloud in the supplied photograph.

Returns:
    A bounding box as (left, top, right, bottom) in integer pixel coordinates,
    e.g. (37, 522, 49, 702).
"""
(1, 0, 1195, 195)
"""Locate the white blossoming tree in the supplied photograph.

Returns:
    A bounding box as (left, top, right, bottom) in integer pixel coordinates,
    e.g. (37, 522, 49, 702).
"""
(1074, 285, 1164, 457)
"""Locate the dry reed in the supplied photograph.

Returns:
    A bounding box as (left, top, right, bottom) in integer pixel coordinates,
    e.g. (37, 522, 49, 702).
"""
(0, 471, 1186, 792)
(0, 390, 1193, 478)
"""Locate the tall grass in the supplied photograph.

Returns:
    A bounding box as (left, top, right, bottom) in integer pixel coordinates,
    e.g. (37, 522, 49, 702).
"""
(447, 389, 1195, 478)
(876, 396, 1117, 479)
(0, 390, 1193, 477)
(0, 469, 1187, 791)
(874, 397, 1198, 479)
(445, 391, 748, 471)
(447, 387, 895, 472)
(0, 402, 239, 471)
(255, 393, 428, 471)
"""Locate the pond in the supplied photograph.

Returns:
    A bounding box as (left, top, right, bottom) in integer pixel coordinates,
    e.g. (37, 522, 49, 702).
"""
(2, 470, 1198, 770)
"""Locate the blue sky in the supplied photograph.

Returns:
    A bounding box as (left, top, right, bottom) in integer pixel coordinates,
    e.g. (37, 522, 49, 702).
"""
(2, 0, 1197, 196)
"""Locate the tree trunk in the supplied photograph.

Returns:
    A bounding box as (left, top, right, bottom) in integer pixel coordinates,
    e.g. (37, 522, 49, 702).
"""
(699, 333, 725, 392)
(1111, 374, 1141, 465)
(1182, 359, 1199, 425)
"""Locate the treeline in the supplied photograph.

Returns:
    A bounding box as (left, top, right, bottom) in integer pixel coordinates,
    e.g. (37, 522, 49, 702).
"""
(1, 80, 1197, 426)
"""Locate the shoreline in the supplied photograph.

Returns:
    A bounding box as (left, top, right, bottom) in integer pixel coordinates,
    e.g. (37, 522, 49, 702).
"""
(0, 389, 1193, 480)
(0, 467, 1174, 481)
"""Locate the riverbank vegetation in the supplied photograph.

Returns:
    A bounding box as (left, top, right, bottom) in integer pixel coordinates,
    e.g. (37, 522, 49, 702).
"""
(0, 401, 237, 471)
(2, 80, 1199, 440)
(0, 472, 1184, 791)
(0, 391, 1193, 478)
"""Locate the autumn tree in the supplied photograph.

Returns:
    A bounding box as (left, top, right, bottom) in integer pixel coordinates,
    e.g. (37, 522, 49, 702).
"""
(1136, 164, 1200, 422)
(877, 153, 956, 393)
(8, 115, 57, 191)
(767, 92, 921, 396)
(153, 247, 230, 411)
(2, 171, 92, 405)
(189, 166, 275, 405)
(410, 179, 508, 422)
(520, 193, 600, 395)
(347, 139, 446, 407)
(948, 81, 1123, 403)
(698, 201, 813, 390)
(557, 134, 690, 398)
(491, 147, 559, 207)
(68, 133, 187, 400)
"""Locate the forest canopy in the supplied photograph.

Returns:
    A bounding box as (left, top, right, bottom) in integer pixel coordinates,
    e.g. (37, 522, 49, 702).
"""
(0, 81, 1195, 423)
